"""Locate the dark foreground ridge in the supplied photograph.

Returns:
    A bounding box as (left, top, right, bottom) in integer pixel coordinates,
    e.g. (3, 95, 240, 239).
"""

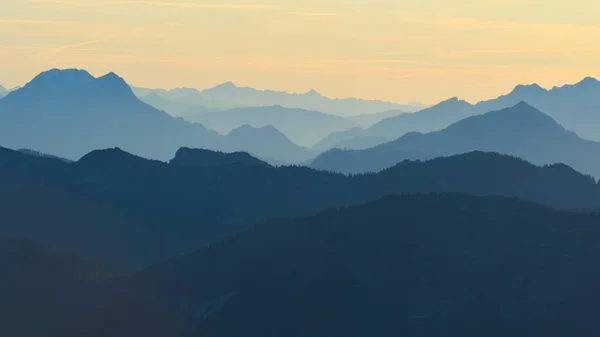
(1, 145, 599, 270)
(34, 194, 600, 337)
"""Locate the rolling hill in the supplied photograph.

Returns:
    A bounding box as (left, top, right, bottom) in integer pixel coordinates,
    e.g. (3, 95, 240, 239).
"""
(2, 145, 600, 271)
(41, 194, 600, 337)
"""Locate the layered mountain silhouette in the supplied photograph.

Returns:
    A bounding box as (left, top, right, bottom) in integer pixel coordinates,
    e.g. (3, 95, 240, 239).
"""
(346, 109, 408, 127)
(315, 97, 475, 150)
(0, 84, 7, 98)
(0, 69, 222, 160)
(133, 81, 422, 116)
(475, 77, 600, 141)
(186, 105, 356, 147)
(321, 77, 600, 148)
(312, 102, 600, 176)
(0, 69, 317, 163)
(41, 194, 600, 337)
(218, 125, 315, 164)
(312, 127, 392, 152)
(2, 145, 600, 271)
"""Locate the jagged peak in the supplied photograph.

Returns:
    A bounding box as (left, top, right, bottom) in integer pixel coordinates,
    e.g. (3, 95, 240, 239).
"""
(435, 97, 472, 107)
(24, 68, 94, 90)
(510, 83, 546, 95)
(303, 89, 323, 97)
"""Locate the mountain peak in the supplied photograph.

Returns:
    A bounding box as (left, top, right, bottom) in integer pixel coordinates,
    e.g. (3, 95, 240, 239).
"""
(170, 147, 269, 167)
(214, 81, 237, 90)
(23, 68, 94, 92)
(304, 89, 322, 97)
(437, 97, 472, 107)
(77, 147, 147, 168)
(576, 76, 600, 87)
(510, 83, 546, 96)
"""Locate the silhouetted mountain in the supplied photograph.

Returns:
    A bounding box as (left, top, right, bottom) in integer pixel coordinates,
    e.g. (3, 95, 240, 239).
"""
(475, 77, 600, 140)
(218, 125, 315, 163)
(345, 109, 408, 127)
(46, 194, 600, 337)
(133, 82, 421, 116)
(314, 97, 474, 150)
(312, 102, 600, 176)
(341, 77, 600, 144)
(0, 69, 222, 160)
(186, 105, 356, 147)
(0, 236, 113, 337)
(0, 69, 326, 164)
(2, 145, 600, 271)
(170, 147, 270, 168)
(369, 97, 475, 139)
(0, 84, 7, 98)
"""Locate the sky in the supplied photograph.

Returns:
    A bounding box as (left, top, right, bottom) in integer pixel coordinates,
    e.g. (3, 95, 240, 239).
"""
(2, 0, 600, 104)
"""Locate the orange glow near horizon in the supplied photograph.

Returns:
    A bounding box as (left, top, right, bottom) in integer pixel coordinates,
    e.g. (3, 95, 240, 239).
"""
(2, 0, 600, 104)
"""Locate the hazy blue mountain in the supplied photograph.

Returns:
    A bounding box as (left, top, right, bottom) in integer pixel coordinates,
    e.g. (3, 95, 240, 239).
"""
(312, 127, 391, 152)
(347, 109, 408, 127)
(138, 93, 193, 116)
(2, 145, 600, 271)
(345, 77, 600, 144)
(48, 194, 600, 337)
(133, 82, 421, 116)
(475, 77, 600, 141)
(369, 97, 475, 139)
(186, 105, 356, 147)
(0, 69, 319, 164)
(313, 97, 474, 150)
(0, 85, 7, 98)
(218, 125, 315, 163)
(0, 69, 222, 160)
(312, 102, 600, 176)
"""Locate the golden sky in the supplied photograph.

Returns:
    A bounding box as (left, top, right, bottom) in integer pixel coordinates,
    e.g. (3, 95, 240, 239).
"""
(2, 0, 600, 104)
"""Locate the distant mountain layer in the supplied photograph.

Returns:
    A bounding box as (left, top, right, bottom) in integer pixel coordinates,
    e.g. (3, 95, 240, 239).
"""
(0, 85, 7, 98)
(2, 145, 600, 271)
(43, 194, 600, 337)
(186, 105, 356, 147)
(346, 109, 408, 127)
(324, 77, 600, 148)
(132, 82, 423, 117)
(0, 69, 312, 164)
(312, 102, 600, 177)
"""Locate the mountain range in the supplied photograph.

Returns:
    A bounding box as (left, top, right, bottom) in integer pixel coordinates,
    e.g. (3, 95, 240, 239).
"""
(28, 194, 600, 337)
(0, 69, 312, 164)
(312, 102, 600, 177)
(132, 82, 424, 117)
(0, 85, 7, 98)
(2, 145, 600, 272)
(185, 105, 356, 147)
(318, 77, 600, 150)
